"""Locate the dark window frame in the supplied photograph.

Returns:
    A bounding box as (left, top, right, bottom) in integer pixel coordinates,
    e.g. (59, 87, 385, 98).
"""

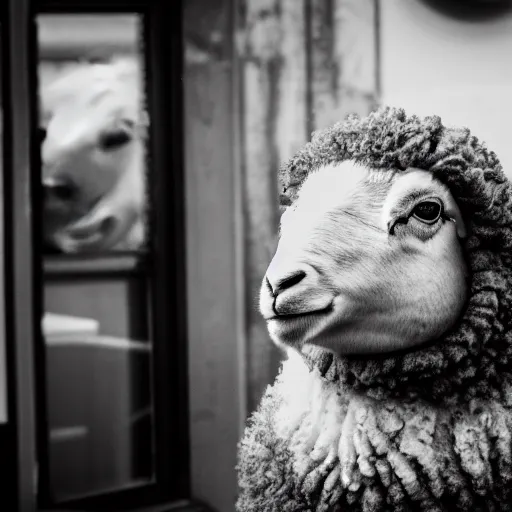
(0, 8, 19, 512)
(3, 0, 200, 510)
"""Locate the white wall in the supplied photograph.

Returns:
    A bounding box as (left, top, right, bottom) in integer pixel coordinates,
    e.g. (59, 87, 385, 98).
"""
(380, 0, 512, 178)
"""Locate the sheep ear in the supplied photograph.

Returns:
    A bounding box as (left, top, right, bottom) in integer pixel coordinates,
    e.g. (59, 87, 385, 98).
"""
(444, 191, 467, 239)
(454, 216, 467, 239)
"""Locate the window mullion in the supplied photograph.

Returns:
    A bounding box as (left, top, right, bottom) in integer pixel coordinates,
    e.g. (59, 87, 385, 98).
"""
(5, 0, 42, 510)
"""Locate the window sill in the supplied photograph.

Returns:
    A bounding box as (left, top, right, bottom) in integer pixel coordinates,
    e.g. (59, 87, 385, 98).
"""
(41, 499, 217, 512)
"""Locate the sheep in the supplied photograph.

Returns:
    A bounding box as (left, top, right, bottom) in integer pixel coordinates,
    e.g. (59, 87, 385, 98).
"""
(40, 55, 148, 253)
(236, 106, 512, 511)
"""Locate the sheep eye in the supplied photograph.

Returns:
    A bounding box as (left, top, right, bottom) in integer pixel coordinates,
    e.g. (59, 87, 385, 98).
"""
(411, 200, 442, 224)
(98, 127, 132, 151)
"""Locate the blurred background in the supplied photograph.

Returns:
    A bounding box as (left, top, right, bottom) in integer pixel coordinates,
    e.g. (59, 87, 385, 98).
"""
(2, 1, 512, 511)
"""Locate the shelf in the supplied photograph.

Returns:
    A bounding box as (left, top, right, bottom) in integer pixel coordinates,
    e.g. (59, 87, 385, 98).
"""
(44, 253, 149, 277)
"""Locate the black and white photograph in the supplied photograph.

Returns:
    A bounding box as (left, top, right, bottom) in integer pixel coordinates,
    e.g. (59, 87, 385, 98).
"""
(2, 1, 512, 511)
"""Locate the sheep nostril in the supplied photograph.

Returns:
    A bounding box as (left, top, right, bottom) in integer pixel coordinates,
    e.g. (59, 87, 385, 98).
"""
(270, 270, 307, 296)
(44, 180, 75, 201)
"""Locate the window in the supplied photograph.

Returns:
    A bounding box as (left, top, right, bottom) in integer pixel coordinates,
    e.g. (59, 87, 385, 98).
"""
(38, 14, 155, 505)
(2, 0, 247, 510)
(2, 1, 212, 510)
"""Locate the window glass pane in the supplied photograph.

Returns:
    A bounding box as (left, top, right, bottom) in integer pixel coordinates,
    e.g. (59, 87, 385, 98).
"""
(37, 14, 154, 503)
(39, 14, 148, 254)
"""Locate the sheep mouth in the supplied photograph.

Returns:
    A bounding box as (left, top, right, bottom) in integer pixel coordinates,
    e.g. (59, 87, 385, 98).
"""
(265, 305, 334, 347)
(267, 304, 334, 322)
(266, 304, 334, 325)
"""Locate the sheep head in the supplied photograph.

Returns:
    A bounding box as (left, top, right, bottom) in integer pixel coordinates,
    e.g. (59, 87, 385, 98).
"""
(41, 56, 147, 253)
(260, 161, 468, 357)
(258, 107, 512, 401)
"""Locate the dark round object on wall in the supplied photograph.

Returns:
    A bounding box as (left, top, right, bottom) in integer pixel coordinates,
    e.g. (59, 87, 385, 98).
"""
(419, 0, 512, 21)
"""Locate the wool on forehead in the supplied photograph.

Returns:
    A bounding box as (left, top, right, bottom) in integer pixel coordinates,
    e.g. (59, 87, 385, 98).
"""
(277, 106, 512, 402)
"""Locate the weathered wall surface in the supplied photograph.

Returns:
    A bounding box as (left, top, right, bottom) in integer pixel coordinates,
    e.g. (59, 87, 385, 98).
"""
(183, 2, 379, 508)
(238, 0, 379, 414)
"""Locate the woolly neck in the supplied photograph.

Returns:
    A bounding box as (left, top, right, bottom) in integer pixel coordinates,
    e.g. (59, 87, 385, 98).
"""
(279, 107, 512, 405)
(299, 333, 512, 405)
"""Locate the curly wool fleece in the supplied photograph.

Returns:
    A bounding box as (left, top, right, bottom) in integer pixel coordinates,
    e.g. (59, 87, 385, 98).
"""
(236, 107, 512, 511)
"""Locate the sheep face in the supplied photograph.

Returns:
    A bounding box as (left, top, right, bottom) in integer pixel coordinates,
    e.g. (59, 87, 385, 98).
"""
(260, 161, 468, 356)
(41, 59, 146, 252)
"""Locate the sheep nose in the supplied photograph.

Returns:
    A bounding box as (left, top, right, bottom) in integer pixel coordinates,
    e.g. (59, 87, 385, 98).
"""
(261, 260, 333, 319)
(43, 178, 75, 201)
(266, 269, 307, 297)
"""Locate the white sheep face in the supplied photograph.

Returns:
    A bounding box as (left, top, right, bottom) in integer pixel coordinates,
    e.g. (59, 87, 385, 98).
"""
(41, 58, 146, 252)
(260, 161, 468, 356)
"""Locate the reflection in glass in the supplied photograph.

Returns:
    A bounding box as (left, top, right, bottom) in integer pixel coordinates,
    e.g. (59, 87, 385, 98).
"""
(37, 14, 154, 503)
(43, 275, 152, 501)
(39, 14, 148, 254)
